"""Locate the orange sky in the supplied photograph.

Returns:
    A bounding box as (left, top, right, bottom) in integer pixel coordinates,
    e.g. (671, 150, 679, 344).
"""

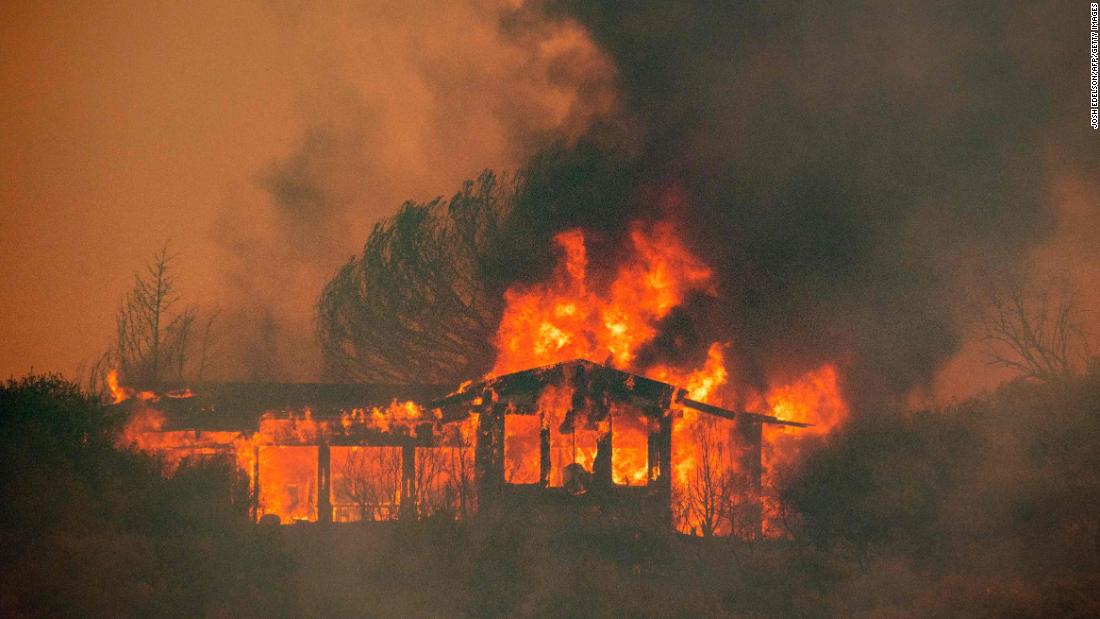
(0, 1, 613, 381)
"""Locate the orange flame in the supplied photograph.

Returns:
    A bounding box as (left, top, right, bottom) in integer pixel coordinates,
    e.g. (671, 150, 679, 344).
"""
(490, 219, 852, 536)
(110, 369, 449, 524)
(759, 364, 850, 536)
(106, 369, 158, 404)
(491, 221, 713, 374)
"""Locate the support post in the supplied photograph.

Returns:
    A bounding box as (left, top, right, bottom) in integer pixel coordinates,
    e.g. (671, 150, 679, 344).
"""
(594, 426, 613, 489)
(656, 411, 673, 528)
(735, 417, 763, 538)
(251, 445, 261, 522)
(475, 399, 505, 515)
(317, 441, 332, 524)
(539, 426, 551, 487)
(592, 392, 613, 490)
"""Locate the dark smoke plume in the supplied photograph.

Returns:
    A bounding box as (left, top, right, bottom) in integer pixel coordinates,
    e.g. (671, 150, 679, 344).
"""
(496, 0, 1092, 410)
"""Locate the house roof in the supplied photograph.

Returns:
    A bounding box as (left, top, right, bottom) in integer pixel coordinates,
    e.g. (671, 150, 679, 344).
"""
(430, 359, 810, 428)
(119, 382, 448, 432)
(116, 359, 809, 432)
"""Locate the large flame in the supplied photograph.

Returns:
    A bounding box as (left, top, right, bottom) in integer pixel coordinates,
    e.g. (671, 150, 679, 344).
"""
(491, 222, 738, 499)
(490, 220, 850, 536)
(492, 221, 714, 374)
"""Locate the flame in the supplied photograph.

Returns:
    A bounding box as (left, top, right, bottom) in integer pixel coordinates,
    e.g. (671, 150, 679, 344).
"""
(110, 369, 463, 524)
(106, 369, 158, 404)
(490, 222, 748, 531)
(765, 364, 849, 436)
(650, 342, 730, 402)
(491, 221, 713, 374)
(610, 402, 650, 486)
(489, 219, 853, 537)
(339, 400, 424, 435)
(118, 404, 165, 449)
(758, 364, 850, 536)
(224, 402, 430, 524)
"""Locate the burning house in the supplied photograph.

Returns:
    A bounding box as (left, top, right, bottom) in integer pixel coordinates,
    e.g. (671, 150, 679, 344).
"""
(112, 220, 846, 537)
(112, 357, 808, 536)
(433, 358, 808, 535)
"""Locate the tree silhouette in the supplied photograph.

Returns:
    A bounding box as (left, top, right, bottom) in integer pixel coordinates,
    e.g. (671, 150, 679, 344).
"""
(983, 278, 1089, 382)
(316, 171, 515, 384)
(90, 243, 214, 392)
(334, 447, 402, 521)
(674, 416, 737, 537)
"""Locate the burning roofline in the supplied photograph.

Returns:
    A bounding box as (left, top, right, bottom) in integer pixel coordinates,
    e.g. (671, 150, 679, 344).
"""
(431, 359, 811, 428)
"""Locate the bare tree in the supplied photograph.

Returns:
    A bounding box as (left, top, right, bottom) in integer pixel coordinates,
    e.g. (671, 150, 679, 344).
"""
(443, 423, 476, 519)
(414, 446, 443, 517)
(334, 447, 402, 522)
(316, 171, 514, 384)
(416, 423, 476, 519)
(983, 278, 1089, 382)
(676, 416, 737, 537)
(98, 244, 214, 391)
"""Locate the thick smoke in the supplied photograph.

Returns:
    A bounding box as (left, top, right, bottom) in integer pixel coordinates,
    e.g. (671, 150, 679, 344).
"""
(206, 0, 617, 381)
(498, 0, 1093, 410)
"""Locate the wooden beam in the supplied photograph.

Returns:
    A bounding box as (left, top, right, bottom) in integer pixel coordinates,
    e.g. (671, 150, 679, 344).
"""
(474, 400, 505, 514)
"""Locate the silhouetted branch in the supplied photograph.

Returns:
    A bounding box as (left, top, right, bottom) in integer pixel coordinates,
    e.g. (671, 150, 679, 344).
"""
(316, 171, 516, 384)
(982, 278, 1088, 382)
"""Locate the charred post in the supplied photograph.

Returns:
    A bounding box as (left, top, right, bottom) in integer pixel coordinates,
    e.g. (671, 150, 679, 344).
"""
(656, 411, 673, 528)
(592, 396, 613, 490)
(539, 425, 551, 487)
(250, 444, 260, 522)
(317, 441, 332, 524)
(475, 393, 505, 514)
(735, 416, 763, 538)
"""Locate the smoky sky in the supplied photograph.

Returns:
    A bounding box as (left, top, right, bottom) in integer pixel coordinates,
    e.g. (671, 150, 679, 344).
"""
(1, 1, 1095, 400)
(499, 0, 1097, 410)
(0, 0, 615, 382)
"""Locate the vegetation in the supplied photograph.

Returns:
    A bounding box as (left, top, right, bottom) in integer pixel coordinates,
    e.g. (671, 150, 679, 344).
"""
(0, 375, 295, 618)
(316, 142, 639, 386)
(316, 171, 514, 384)
(5, 368, 1100, 616)
(782, 368, 1100, 617)
(982, 277, 1090, 383)
(88, 244, 217, 394)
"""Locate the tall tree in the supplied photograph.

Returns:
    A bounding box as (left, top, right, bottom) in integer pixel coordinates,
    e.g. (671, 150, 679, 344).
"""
(334, 447, 402, 522)
(317, 170, 514, 384)
(100, 244, 210, 390)
(675, 416, 736, 537)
